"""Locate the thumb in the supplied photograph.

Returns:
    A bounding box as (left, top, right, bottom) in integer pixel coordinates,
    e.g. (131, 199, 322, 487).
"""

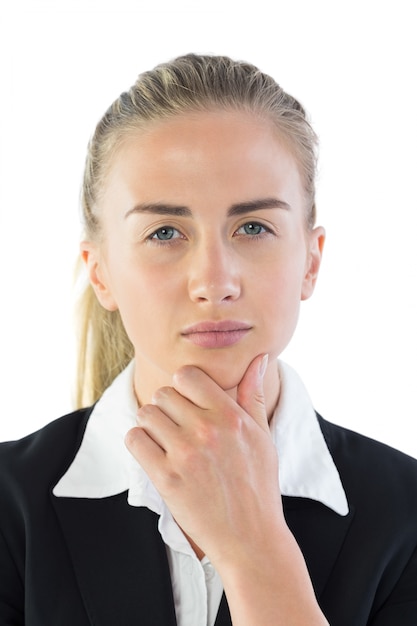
(236, 353, 269, 432)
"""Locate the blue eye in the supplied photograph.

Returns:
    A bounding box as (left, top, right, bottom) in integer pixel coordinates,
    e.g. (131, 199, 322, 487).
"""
(150, 227, 179, 241)
(236, 222, 267, 236)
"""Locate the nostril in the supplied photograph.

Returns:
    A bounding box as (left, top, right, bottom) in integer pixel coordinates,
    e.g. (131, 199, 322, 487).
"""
(187, 251, 241, 303)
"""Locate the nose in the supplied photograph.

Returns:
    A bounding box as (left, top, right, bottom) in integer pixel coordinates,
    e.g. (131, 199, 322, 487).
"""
(188, 238, 241, 304)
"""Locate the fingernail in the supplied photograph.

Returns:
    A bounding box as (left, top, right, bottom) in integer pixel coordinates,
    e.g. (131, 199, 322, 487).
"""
(259, 354, 269, 379)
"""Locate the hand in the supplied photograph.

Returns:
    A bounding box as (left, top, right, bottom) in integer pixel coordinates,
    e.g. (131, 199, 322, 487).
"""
(125, 354, 284, 566)
(125, 355, 329, 624)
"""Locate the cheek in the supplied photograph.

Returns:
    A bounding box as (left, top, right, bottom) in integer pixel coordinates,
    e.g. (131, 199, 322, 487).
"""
(259, 254, 306, 303)
(256, 258, 305, 336)
(108, 251, 169, 298)
(260, 282, 302, 359)
(108, 257, 183, 334)
(263, 280, 302, 329)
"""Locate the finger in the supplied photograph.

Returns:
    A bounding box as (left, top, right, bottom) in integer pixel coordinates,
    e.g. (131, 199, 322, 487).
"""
(236, 354, 269, 432)
(125, 424, 167, 468)
(172, 365, 228, 410)
(135, 402, 180, 451)
(151, 385, 200, 426)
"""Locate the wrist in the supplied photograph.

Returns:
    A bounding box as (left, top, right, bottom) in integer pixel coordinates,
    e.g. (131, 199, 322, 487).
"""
(213, 524, 329, 626)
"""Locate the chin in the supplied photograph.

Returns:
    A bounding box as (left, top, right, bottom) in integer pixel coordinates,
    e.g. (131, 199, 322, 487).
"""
(190, 356, 249, 392)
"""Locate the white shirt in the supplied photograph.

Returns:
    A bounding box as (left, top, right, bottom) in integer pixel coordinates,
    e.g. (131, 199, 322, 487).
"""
(53, 360, 349, 626)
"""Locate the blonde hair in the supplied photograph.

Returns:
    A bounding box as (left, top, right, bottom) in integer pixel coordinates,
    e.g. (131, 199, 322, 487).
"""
(75, 53, 319, 408)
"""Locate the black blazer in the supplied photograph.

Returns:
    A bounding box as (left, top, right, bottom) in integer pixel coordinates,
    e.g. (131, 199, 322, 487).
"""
(1, 407, 417, 625)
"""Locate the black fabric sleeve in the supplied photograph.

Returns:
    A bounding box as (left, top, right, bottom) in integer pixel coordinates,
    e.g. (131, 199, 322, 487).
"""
(0, 523, 24, 626)
(370, 543, 417, 625)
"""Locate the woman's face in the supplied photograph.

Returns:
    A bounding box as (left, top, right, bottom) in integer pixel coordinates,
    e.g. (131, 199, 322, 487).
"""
(83, 110, 324, 406)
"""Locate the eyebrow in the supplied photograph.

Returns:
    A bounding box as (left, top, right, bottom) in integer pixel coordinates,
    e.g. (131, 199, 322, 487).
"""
(125, 197, 290, 219)
(228, 197, 290, 216)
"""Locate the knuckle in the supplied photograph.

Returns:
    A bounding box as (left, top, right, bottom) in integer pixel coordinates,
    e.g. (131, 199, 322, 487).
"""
(181, 444, 201, 467)
(173, 365, 200, 389)
(224, 406, 244, 433)
(195, 420, 220, 447)
(159, 467, 181, 490)
(136, 403, 155, 422)
(151, 386, 171, 403)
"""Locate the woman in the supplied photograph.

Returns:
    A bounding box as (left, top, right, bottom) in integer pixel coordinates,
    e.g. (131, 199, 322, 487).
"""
(1, 54, 417, 626)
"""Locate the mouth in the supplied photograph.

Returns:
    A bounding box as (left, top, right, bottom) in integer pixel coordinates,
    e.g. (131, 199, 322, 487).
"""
(181, 320, 252, 349)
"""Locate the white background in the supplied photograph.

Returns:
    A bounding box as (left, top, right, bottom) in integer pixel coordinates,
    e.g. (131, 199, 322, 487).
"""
(1, 0, 416, 455)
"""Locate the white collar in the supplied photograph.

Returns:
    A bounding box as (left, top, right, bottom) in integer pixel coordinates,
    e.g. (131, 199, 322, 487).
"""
(53, 360, 349, 518)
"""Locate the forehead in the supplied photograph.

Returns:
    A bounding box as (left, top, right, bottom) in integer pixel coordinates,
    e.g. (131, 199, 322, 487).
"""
(102, 109, 305, 210)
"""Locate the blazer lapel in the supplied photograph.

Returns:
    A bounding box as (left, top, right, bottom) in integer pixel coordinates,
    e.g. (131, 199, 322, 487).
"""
(52, 491, 177, 626)
(214, 593, 232, 626)
(211, 498, 354, 626)
(52, 489, 353, 624)
(283, 496, 355, 599)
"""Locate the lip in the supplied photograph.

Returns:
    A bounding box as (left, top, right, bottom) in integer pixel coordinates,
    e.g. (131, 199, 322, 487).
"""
(181, 320, 252, 349)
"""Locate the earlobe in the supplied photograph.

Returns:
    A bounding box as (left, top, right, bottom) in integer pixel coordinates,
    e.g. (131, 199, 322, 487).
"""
(301, 226, 326, 301)
(80, 241, 118, 311)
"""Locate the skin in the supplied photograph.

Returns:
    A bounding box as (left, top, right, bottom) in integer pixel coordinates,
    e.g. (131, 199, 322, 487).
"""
(82, 109, 328, 624)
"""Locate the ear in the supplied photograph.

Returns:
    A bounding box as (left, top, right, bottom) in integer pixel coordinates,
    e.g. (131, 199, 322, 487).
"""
(80, 241, 118, 311)
(301, 226, 326, 301)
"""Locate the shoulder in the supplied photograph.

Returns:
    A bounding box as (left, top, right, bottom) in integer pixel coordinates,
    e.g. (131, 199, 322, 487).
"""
(318, 414, 417, 515)
(0, 408, 93, 501)
(319, 413, 417, 472)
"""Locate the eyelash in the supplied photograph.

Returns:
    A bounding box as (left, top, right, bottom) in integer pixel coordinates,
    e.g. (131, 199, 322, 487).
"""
(146, 221, 272, 246)
(148, 226, 183, 243)
(234, 222, 271, 238)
